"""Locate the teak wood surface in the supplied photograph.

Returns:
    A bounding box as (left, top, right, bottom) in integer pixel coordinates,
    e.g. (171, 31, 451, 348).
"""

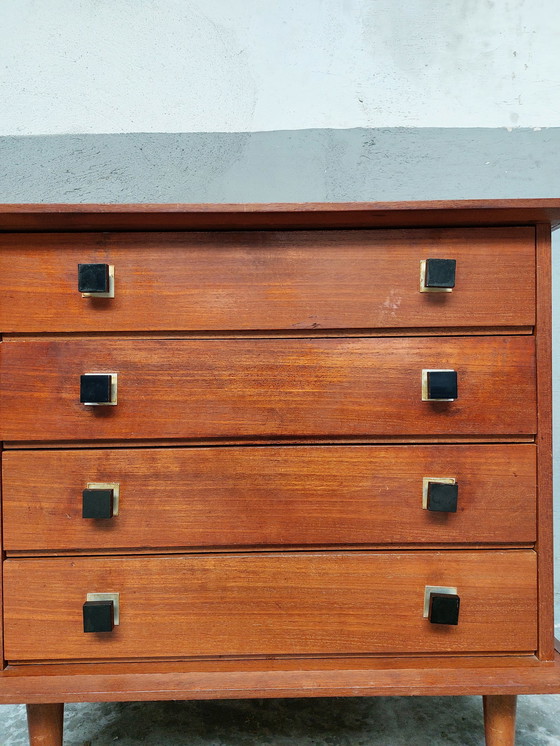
(4, 551, 537, 661)
(2, 652, 560, 705)
(535, 224, 555, 660)
(0, 227, 535, 332)
(0, 336, 536, 442)
(26, 703, 64, 746)
(483, 695, 517, 746)
(2, 444, 537, 551)
(1, 199, 560, 231)
(1, 201, 560, 746)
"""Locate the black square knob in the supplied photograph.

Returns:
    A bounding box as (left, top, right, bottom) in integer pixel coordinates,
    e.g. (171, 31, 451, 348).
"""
(80, 374, 112, 404)
(82, 488, 114, 519)
(427, 370, 457, 401)
(429, 593, 460, 625)
(78, 263, 110, 294)
(425, 258, 456, 289)
(83, 600, 114, 633)
(427, 482, 458, 513)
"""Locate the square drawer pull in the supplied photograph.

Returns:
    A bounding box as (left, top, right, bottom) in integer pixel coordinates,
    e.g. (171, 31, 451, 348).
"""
(80, 374, 118, 406)
(420, 258, 456, 292)
(422, 369, 458, 401)
(78, 263, 115, 298)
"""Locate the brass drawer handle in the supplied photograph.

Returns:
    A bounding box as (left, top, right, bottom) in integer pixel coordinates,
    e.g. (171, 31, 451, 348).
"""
(424, 586, 460, 625)
(422, 369, 458, 401)
(429, 592, 460, 625)
(82, 483, 119, 519)
(420, 258, 456, 292)
(422, 477, 458, 513)
(83, 593, 120, 633)
(80, 373, 118, 406)
(78, 263, 115, 298)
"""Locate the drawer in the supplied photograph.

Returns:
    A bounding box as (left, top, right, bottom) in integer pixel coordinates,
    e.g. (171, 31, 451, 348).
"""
(0, 227, 535, 332)
(2, 445, 536, 551)
(3, 551, 537, 661)
(0, 336, 535, 442)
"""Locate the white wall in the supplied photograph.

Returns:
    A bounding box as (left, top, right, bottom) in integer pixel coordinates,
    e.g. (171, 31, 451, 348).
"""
(1, 0, 560, 136)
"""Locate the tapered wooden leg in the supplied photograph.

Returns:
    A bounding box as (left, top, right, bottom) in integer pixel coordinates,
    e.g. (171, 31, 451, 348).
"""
(483, 695, 517, 746)
(26, 703, 64, 746)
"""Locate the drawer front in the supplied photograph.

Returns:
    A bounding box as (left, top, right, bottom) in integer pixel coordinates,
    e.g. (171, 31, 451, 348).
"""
(0, 227, 535, 332)
(2, 445, 536, 551)
(0, 336, 535, 442)
(3, 551, 537, 661)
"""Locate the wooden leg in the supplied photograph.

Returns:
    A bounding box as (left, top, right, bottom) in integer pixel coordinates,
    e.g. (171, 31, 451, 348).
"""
(26, 703, 64, 746)
(483, 695, 517, 746)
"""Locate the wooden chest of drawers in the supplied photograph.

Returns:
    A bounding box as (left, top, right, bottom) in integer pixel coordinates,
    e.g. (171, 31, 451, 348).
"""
(1, 200, 559, 746)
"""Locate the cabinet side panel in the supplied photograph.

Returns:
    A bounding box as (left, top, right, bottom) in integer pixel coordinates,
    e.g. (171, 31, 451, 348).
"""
(0, 451, 3, 668)
(536, 224, 554, 660)
(0, 340, 4, 668)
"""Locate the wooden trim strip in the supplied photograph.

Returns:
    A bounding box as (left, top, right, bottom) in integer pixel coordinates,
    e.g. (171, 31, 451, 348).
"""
(1, 656, 548, 674)
(7, 652, 538, 666)
(0, 443, 4, 669)
(1, 200, 560, 231)
(535, 224, 555, 660)
(1, 327, 534, 339)
(6, 544, 536, 559)
(3, 436, 537, 450)
(1, 655, 560, 704)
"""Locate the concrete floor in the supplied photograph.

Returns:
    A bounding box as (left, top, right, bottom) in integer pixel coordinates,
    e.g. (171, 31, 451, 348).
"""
(1, 695, 560, 745)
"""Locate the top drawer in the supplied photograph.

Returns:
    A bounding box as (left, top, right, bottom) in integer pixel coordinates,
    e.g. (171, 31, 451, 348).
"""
(0, 227, 535, 332)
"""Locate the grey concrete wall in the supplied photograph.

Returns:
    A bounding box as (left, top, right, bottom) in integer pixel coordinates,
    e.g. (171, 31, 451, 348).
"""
(1, 128, 559, 203)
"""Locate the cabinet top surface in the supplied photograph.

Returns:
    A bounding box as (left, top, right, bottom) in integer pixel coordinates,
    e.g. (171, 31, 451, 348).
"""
(1, 199, 560, 231)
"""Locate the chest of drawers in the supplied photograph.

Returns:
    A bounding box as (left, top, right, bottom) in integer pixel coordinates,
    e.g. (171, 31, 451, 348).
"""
(1, 200, 560, 746)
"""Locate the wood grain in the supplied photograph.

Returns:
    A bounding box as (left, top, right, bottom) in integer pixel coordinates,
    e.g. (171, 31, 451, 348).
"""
(0, 444, 3, 667)
(0, 228, 535, 332)
(0, 201, 557, 719)
(483, 695, 517, 746)
(1, 655, 549, 677)
(2, 444, 537, 552)
(0, 199, 559, 231)
(26, 703, 63, 746)
(2, 327, 534, 339)
(2, 655, 560, 705)
(535, 224, 554, 660)
(3, 551, 537, 662)
(1, 435, 537, 450)
(0, 336, 536, 442)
